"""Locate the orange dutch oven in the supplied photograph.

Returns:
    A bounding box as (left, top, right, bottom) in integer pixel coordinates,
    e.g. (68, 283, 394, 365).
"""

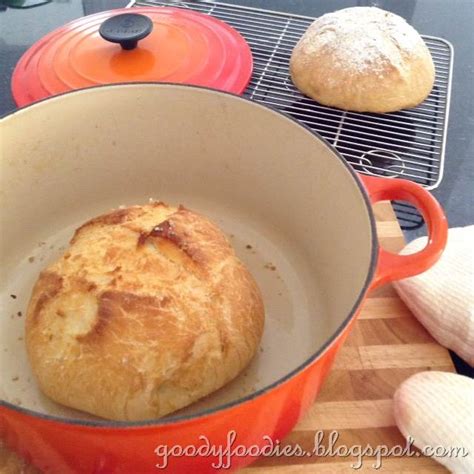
(0, 83, 447, 473)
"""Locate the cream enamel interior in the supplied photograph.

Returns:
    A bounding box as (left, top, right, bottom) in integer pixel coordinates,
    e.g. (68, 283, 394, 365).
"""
(0, 84, 373, 420)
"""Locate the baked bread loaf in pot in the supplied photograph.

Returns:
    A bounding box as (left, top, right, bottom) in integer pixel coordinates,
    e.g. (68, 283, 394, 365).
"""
(26, 203, 264, 421)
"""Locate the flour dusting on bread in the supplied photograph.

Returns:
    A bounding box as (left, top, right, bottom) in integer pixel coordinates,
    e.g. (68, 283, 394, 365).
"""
(290, 7, 434, 112)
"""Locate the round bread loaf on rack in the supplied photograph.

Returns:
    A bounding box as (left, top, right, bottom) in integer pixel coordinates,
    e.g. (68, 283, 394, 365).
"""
(26, 202, 264, 421)
(290, 7, 435, 113)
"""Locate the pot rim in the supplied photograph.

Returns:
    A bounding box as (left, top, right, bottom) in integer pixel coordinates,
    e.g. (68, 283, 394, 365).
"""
(0, 82, 378, 428)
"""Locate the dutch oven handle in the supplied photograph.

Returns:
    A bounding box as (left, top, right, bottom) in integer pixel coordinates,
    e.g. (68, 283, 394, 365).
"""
(360, 174, 448, 289)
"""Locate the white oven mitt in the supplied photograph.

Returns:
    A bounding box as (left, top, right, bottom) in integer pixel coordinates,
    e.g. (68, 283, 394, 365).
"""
(394, 371, 474, 474)
(393, 226, 474, 366)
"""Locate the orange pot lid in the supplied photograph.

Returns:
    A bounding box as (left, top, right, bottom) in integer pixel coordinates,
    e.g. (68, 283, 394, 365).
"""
(12, 7, 253, 106)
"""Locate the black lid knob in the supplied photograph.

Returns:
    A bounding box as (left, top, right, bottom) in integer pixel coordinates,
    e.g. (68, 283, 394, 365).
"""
(99, 13, 153, 50)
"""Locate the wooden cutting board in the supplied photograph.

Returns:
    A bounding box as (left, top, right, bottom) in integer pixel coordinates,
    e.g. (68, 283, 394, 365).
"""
(0, 202, 455, 473)
(244, 201, 455, 473)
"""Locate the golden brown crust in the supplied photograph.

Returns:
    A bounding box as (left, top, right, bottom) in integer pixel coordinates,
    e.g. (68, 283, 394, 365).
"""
(25, 203, 264, 420)
(290, 7, 435, 113)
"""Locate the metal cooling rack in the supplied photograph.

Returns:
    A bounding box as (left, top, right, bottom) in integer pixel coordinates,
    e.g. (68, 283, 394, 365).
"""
(133, 0, 453, 190)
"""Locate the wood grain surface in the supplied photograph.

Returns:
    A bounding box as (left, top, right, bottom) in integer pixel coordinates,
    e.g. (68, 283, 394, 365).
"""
(0, 202, 455, 473)
(243, 201, 455, 473)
